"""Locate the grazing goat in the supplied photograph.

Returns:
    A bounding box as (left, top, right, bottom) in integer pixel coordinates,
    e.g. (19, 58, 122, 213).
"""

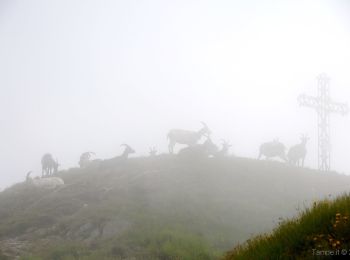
(178, 136, 218, 158)
(167, 122, 211, 153)
(41, 153, 59, 177)
(79, 151, 95, 168)
(149, 147, 157, 157)
(288, 134, 310, 167)
(258, 139, 287, 161)
(26, 171, 64, 189)
(215, 140, 232, 157)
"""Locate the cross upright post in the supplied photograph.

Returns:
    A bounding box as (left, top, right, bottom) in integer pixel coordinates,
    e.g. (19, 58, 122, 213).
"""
(298, 73, 348, 171)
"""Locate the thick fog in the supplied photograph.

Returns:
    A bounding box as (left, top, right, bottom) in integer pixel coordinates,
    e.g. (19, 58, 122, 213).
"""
(1, 0, 350, 190)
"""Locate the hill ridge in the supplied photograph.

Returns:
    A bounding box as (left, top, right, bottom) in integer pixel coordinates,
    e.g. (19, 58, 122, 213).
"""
(1, 156, 349, 259)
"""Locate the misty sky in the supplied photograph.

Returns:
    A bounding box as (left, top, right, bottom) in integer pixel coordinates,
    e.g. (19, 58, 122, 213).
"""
(1, 0, 350, 189)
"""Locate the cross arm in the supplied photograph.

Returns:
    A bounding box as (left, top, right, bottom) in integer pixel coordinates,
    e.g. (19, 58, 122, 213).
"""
(327, 101, 349, 115)
(298, 94, 319, 109)
(298, 94, 348, 115)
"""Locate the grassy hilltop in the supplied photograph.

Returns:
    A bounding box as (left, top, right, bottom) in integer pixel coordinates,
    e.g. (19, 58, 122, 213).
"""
(0, 155, 350, 259)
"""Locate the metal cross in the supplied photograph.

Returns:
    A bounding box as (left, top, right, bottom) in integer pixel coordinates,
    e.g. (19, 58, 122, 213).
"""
(298, 73, 348, 171)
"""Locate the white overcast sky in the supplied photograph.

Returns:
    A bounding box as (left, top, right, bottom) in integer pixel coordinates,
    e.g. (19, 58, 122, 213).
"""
(1, 0, 350, 189)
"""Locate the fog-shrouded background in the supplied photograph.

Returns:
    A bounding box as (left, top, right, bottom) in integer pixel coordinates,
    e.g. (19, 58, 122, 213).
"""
(1, 0, 350, 190)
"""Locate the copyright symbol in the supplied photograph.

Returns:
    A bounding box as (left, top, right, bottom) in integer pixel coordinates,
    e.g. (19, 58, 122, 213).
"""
(341, 249, 347, 255)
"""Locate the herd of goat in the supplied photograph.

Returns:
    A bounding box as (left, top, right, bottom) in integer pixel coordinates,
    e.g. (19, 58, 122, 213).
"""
(26, 122, 309, 188)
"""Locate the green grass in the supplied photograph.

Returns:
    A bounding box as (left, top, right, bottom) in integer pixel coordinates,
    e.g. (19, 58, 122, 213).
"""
(224, 193, 350, 259)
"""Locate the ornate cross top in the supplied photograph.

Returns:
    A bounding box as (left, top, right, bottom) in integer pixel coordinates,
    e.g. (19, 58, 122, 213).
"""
(298, 73, 348, 171)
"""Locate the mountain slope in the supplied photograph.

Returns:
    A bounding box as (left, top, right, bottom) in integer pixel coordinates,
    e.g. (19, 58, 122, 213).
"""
(0, 155, 349, 259)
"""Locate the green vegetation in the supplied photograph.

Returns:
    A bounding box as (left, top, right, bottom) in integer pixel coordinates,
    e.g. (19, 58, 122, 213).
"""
(22, 228, 218, 260)
(1, 156, 350, 259)
(224, 194, 350, 259)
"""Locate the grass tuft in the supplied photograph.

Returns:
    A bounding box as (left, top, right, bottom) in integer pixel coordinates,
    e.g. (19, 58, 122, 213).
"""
(224, 193, 350, 259)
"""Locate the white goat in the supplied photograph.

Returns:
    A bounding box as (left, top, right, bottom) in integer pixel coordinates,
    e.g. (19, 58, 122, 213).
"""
(167, 122, 211, 153)
(288, 134, 310, 167)
(41, 153, 59, 177)
(258, 139, 287, 161)
(26, 171, 64, 189)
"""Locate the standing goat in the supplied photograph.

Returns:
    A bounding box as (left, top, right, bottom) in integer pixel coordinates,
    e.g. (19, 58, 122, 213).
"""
(167, 122, 211, 154)
(79, 151, 95, 168)
(288, 134, 310, 167)
(41, 153, 59, 177)
(258, 139, 287, 161)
